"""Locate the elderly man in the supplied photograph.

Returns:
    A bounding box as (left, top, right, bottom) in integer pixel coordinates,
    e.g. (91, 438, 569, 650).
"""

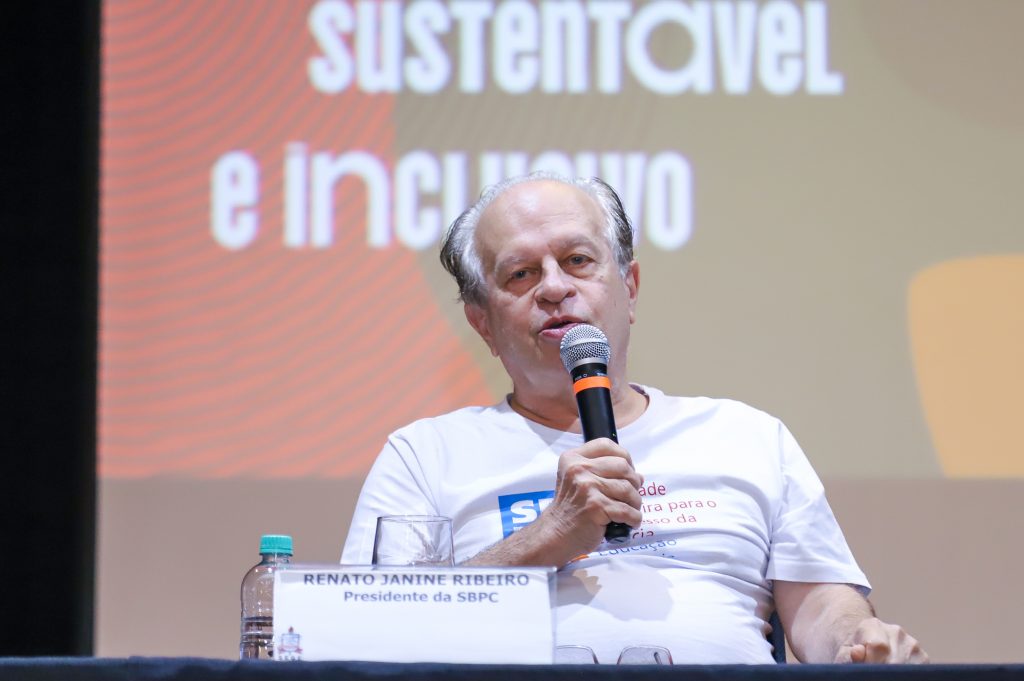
(342, 173, 927, 664)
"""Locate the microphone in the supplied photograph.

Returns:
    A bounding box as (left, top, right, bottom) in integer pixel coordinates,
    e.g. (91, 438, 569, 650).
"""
(559, 324, 631, 543)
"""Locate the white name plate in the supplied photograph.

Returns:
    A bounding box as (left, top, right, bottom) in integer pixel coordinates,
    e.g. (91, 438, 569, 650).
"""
(273, 564, 555, 663)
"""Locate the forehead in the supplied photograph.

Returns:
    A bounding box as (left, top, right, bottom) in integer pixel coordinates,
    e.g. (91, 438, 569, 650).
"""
(474, 181, 606, 264)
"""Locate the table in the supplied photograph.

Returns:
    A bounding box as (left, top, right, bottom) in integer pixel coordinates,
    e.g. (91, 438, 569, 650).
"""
(2, 658, 1023, 681)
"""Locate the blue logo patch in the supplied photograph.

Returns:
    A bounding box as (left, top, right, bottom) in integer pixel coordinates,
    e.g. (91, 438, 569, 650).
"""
(498, 490, 555, 538)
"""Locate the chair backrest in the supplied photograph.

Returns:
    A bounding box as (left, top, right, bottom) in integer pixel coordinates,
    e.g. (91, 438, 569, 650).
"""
(768, 611, 787, 663)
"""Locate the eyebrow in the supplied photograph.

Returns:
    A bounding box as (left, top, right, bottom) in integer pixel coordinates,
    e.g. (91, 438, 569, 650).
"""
(492, 235, 603, 276)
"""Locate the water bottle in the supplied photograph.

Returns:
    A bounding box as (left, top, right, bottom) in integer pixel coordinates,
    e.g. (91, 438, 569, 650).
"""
(239, 534, 293, 659)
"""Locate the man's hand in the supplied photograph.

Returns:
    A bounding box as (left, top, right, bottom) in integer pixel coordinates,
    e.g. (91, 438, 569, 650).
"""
(545, 437, 644, 553)
(775, 581, 929, 664)
(834, 617, 929, 664)
(464, 438, 643, 568)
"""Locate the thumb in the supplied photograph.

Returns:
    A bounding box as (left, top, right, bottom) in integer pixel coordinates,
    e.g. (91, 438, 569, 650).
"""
(835, 644, 867, 664)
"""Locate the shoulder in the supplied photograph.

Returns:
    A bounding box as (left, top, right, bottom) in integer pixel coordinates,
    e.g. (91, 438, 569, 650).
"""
(388, 401, 513, 446)
(632, 386, 794, 465)
(643, 385, 783, 430)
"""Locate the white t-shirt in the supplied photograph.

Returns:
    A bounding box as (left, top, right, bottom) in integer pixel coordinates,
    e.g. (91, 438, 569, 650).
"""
(342, 386, 869, 664)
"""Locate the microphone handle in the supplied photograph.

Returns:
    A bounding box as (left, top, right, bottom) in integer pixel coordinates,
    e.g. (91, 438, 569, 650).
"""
(572, 363, 631, 543)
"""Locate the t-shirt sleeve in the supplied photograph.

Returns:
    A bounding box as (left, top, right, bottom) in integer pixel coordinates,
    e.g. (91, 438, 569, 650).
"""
(765, 421, 871, 594)
(340, 432, 439, 564)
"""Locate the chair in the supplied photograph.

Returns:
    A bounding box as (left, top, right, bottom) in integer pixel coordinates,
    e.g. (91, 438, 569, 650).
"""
(768, 610, 787, 663)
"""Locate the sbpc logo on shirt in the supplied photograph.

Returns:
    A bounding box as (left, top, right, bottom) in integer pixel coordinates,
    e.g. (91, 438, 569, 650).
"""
(498, 490, 555, 538)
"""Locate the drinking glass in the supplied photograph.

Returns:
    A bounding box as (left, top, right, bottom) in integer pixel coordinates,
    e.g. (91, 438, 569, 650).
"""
(372, 515, 455, 567)
(553, 645, 598, 664)
(616, 645, 673, 665)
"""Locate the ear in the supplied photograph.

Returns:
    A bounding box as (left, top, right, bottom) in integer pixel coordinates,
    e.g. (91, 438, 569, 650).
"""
(464, 303, 499, 357)
(625, 260, 640, 324)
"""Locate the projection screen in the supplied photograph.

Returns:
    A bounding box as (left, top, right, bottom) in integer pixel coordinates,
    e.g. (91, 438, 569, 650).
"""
(98, 0, 1024, 661)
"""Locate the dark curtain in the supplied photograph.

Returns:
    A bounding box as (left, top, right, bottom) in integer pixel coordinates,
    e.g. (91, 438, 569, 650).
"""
(0, 0, 99, 656)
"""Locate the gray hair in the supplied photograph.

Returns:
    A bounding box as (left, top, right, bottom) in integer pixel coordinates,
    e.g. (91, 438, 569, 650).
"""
(439, 172, 635, 305)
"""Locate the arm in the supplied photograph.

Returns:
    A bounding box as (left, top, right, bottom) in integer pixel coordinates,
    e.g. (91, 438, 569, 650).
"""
(774, 581, 928, 663)
(342, 437, 439, 564)
(465, 437, 643, 568)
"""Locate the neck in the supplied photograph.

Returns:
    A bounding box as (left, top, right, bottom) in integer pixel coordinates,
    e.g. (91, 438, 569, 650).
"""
(508, 377, 648, 433)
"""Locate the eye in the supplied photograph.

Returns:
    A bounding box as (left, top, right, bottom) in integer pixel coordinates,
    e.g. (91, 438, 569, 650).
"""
(567, 254, 590, 266)
(510, 269, 529, 281)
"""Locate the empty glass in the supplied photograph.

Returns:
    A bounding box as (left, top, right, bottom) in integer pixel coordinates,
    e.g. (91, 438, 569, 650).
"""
(553, 645, 598, 664)
(372, 515, 455, 567)
(616, 645, 673, 665)
(554, 644, 673, 664)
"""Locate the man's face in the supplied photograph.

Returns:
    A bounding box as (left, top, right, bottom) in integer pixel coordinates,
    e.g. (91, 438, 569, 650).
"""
(464, 180, 639, 392)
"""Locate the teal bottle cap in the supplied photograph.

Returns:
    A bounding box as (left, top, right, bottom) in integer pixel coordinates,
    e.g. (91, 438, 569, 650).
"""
(259, 534, 293, 555)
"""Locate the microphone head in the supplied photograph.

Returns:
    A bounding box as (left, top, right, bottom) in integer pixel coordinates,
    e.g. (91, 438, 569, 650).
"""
(559, 324, 611, 373)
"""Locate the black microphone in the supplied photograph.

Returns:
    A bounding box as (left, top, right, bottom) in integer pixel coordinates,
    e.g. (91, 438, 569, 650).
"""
(559, 324, 631, 543)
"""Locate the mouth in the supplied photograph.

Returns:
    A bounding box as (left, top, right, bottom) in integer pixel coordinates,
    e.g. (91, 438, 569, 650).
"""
(538, 318, 584, 338)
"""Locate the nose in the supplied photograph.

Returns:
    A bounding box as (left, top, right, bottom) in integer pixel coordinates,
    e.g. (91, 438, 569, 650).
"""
(535, 260, 575, 304)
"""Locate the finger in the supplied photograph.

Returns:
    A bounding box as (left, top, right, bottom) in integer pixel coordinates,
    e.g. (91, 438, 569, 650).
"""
(575, 438, 634, 467)
(560, 456, 643, 489)
(847, 618, 894, 662)
(552, 471, 644, 533)
(598, 496, 643, 528)
(587, 458, 644, 489)
(572, 473, 644, 518)
(861, 639, 893, 663)
(897, 635, 928, 664)
(834, 645, 855, 664)
(599, 477, 643, 509)
(564, 472, 641, 523)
